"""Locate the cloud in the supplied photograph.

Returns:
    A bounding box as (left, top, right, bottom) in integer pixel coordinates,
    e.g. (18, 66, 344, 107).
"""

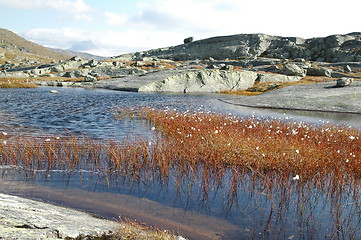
(104, 12, 127, 26)
(13, 0, 361, 57)
(0, 0, 92, 13)
(127, 0, 256, 37)
(22, 27, 184, 54)
(129, 0, 359, 39)
(23, 28, 89, 48)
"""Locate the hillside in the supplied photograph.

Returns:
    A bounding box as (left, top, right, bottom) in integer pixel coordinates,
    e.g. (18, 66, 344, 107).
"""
(0, 28, 71, 65)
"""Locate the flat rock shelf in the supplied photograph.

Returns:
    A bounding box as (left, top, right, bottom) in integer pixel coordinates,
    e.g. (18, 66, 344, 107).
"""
(222, 81, 361, 114)
(0, 193, 119, 240)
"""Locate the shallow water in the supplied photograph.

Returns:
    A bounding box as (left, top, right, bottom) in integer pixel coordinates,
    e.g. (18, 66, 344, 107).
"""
(1, 87, 360, 138)
(1, 87, 361, 239)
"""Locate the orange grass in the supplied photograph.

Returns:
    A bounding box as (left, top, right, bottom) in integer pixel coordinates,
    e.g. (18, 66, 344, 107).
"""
(1, 108, 360, 186)
(115, 107, 361, 180)
(0, 78, 37, 88)
(1, 108, 361, 238)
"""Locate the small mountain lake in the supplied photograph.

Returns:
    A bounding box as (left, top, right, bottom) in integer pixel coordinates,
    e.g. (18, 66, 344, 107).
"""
(0, 87, 360, 239)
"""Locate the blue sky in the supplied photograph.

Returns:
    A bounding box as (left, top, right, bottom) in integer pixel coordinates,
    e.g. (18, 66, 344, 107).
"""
(0, 0, 359, 56)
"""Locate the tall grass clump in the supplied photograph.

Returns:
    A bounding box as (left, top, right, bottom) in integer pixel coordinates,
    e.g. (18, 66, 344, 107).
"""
(114, 107, 361, 180)
(1, 107, 361, 239)
(113, 107, 361, 239)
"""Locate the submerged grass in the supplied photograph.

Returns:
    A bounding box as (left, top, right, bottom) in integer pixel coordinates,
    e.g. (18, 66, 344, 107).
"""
(1, 108, 361, 238)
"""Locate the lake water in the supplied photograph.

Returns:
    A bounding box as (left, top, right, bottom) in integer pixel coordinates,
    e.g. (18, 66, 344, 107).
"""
(0, 87, 360, 239)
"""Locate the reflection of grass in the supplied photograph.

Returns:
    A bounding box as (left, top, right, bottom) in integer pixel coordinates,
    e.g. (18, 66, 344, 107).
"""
(1, 108, 361, 238)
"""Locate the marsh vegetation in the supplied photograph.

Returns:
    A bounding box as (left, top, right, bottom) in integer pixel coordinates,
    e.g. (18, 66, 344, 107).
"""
(1, 107, 360, 239)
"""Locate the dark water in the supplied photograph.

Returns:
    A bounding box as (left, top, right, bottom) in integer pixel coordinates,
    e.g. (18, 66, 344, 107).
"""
(1, 87, 360, 138)
(0, 87, 361, 239)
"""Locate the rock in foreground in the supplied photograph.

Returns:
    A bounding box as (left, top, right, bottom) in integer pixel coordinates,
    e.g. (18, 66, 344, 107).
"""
(0, 193, 118, 240)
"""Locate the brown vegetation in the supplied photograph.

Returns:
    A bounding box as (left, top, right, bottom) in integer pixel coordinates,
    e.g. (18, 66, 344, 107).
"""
(0, 28, 69, 64)
(1, 108, 360, 238)
(0, 77, 37, 88)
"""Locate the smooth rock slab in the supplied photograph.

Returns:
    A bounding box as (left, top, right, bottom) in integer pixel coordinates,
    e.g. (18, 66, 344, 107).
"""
(139, 69, 258, 93)
(257, 73, 302, 83)
(223, 81, 361, 114)
(0, 193, 118, 240)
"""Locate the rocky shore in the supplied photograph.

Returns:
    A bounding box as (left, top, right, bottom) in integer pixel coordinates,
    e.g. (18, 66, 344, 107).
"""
(2, 32, 361, 95)
(222, 81, 361, 114)
(2, 31, 361, 239)
(0, 193, 119, 240)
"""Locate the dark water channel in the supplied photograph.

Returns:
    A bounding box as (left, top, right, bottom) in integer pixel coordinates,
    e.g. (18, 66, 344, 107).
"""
(0, 87, 361, 239)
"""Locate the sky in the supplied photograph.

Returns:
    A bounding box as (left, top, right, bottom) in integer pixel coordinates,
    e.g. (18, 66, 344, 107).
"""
(0, 0, 359, 57)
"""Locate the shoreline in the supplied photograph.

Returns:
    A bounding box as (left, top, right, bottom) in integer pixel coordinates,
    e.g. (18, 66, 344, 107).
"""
(1, 80, 361, 240)
(0, 190, 187, 240)
(0, 192, 119, 240)
(220, 81, 361, 115)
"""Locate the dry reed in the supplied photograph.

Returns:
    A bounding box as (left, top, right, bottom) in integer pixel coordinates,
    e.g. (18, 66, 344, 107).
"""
(1, 107, 360, 238)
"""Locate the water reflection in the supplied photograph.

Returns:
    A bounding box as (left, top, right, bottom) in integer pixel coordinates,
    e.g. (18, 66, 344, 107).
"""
(1, 87, 361, 239)
(1, 87, 361, 139)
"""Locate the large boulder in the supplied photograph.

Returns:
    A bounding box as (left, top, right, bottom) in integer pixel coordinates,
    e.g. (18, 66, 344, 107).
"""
(335, 77, 353, 87)
(283, 63, 307, 77)
(62, 69, 90, 78)
(50, 65, 65, 73)
(31, 68, 50, 75)
(307, 67, 332, 77)
(257, 74, 302, 83)
(184, 37, 194, 44)
(139, 70, 258, 93)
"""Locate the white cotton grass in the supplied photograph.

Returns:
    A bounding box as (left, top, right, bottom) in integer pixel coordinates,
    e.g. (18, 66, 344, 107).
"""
(293, 175, 300, 180)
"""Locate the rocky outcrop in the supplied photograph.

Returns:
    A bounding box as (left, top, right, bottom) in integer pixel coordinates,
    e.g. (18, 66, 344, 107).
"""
(283, 63, 307, 77)
(257, 74, 301, 83)
(138, 70, 302, 93)
(117, 32, 361, 63)
(223, 81, 361, 114)
(139, 70, 258, 93)
(307, 67, 332, 77)
(0, 193, 118, 240)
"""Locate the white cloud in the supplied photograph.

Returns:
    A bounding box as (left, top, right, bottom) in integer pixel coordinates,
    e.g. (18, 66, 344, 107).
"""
(12, 0, 361, 57)
(73, 13, 94, 22)
(104, 12, 128, 26)
(129, 0, 359, 39)
(22, 27, 184, 54)
(23, 28, 89, 48)
(0, 0, 92, 13)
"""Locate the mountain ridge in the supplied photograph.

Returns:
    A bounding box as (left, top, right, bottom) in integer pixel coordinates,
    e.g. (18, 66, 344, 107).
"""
(0, 28, 71, 64)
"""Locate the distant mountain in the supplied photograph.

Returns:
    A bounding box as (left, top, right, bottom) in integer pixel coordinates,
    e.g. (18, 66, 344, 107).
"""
(68, 40, 98, 52)
(0, 28, 71, 64)
(52, 48, 105, 60)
